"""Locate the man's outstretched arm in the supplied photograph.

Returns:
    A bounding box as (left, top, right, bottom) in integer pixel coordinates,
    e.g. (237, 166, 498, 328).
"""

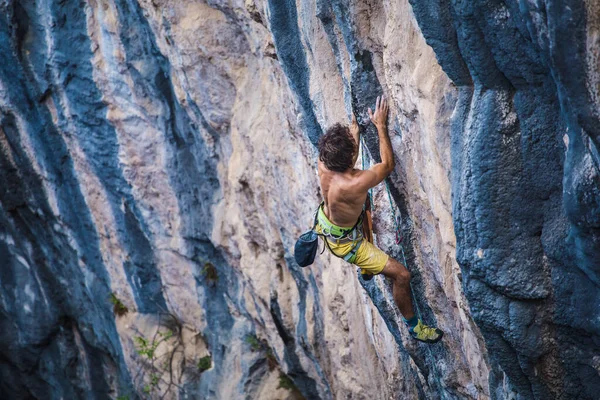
(356, 95, 394, 191)
(350, 113, 360, 165)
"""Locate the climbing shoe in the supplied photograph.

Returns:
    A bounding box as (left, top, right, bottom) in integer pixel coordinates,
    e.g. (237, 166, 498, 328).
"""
(410, 320, 444, 344)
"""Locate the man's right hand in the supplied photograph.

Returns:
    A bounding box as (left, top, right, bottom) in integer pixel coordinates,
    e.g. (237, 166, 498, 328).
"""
(356, 95, 394, 191)
(368, 96, 389, 129)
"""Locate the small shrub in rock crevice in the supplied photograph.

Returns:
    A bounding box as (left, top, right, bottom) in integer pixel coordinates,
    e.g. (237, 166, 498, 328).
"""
(109, 293, 128, 316)
(246, 334, 279, 370)
(278, 373, 297, 391)
(133, 325, 179, 397)
(197, 355, 212, 373)
(266, 348, 278, 371)
(245, 334, 263, 351)
(202, 262, 218, 286)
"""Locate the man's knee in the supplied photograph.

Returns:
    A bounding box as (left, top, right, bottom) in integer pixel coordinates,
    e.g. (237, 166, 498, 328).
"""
(397, 266, 411, 284)
(383, 258, 411, 284)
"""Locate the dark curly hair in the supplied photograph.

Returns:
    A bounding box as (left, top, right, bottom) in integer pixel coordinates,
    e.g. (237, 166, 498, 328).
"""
(318, 123, 357, 172)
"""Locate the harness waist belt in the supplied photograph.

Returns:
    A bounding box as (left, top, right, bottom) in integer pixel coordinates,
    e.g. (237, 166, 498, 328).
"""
(317, 206, 363, 243)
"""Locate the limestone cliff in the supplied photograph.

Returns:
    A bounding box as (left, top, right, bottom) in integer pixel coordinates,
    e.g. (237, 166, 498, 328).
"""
(0, 0, 598, 399)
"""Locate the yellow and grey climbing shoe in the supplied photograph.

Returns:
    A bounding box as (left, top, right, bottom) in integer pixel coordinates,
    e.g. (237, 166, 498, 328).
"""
(410, 320, 444, 344)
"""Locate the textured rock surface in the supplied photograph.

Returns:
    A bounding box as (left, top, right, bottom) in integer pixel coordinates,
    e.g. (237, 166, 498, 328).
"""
(0, 0, 598, 399)
(408, 1, 600, 398)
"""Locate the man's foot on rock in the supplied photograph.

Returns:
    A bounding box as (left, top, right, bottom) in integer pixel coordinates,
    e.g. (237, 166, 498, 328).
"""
(410, 320, 444, 344)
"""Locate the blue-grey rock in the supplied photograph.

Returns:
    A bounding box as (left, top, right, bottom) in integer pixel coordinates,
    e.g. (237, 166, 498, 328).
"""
(1, 0, 598, 399)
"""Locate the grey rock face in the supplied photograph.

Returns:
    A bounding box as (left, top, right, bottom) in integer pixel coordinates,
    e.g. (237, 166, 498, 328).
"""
(0, 0, 598, 399)
(409, 0, 600, 398)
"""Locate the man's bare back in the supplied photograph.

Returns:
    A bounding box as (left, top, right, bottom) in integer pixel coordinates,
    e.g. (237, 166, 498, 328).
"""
(318, 164, 369, 227)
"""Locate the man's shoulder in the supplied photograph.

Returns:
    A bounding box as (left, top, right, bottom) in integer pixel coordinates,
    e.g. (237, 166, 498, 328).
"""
(337, 170, 368, 197)
(346, 168, 369, 185)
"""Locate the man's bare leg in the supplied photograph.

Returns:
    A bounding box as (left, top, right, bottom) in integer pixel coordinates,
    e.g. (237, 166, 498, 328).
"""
(379, 257, 415, 319)
(378, 257, 444, 343)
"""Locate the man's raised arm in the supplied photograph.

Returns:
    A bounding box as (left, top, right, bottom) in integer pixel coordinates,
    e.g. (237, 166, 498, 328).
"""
(355, 95, 394, 191)
(350, 113, 360, 165)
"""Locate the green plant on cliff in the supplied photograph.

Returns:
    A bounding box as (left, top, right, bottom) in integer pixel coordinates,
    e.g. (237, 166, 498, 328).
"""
(134, 337, 154, 359)
(135, 330, 173, 358)
(150, 373, 160, 387)
(202, 262, 218, 286)
(109, 293, 128, 316)
(132, 314, 187, 398)
(197, 355, 212, 373)
(278, 373, 306, 399)
(245, 334, 263, 351)
(266, 347, 278, 371)
(245, 334, 278, 370)
(244, 336, 299, 396)
(278, 373, 298, 391)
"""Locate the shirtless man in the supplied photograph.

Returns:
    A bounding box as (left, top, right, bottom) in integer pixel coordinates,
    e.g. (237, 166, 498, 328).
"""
(317, 96, 443, 343)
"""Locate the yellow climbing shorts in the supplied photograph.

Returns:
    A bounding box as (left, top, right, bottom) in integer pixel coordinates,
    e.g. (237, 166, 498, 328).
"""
(315, 207, 389, 275)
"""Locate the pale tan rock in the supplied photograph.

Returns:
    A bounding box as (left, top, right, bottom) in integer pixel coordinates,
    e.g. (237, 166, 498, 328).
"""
(0, 0, 496, 398)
